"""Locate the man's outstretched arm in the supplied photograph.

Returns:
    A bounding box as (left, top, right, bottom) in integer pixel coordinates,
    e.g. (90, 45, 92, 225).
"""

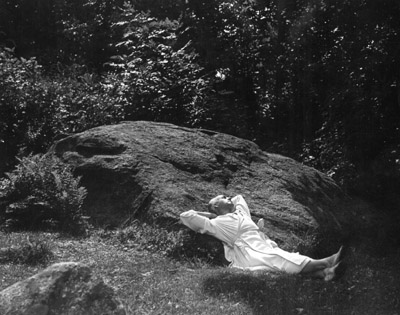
(180, 210, 217, 234)
(195, 211, 217, 219)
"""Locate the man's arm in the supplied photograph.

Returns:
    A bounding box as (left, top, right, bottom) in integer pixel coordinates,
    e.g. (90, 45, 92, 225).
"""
(180, 210, 217, 234)
(232, 195, 251, 216)
(180, 209, 237, 245)
(195, 211, 217, 219)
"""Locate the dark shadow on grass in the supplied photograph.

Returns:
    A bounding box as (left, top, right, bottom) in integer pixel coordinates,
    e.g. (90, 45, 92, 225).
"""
(169, 230, 230, 266)
(202, 270, 352, 315)
(203, 271, 302, 315)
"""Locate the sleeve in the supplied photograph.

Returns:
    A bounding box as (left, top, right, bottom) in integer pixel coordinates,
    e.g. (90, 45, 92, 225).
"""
(231, 195, 251, 217)
(180, 210, 217, 235)
(180, 210, 238, 244)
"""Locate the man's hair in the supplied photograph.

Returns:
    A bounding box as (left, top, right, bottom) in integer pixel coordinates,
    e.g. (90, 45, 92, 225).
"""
(208, 195, 223, 214)
(208, 197, 220, 213)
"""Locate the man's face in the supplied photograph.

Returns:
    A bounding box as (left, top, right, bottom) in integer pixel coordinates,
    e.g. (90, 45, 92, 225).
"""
(209, 195, 235, 215)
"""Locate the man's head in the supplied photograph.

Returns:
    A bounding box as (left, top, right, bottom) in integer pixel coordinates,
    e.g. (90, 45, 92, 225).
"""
(208, 195, 235, 215)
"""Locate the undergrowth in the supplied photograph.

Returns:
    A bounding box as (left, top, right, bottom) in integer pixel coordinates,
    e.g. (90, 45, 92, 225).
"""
(96, 221, 227, 265)
(0, 234, 53, 265)
(0, 154, 87, 234)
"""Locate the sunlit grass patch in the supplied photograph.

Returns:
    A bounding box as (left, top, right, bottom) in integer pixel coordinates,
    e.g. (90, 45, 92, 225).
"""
(0, 232, 55, 289)
(0, 232, 53, 265)
(119, 263, 253, 314)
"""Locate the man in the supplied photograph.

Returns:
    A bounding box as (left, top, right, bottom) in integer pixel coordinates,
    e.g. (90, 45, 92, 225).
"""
(180, 194, 342, 280)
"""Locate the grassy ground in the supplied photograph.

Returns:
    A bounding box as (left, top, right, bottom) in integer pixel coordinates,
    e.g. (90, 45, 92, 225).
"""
(1, 229, 400, 315)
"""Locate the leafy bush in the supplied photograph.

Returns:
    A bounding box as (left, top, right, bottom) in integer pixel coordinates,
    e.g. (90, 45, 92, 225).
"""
(0, 154, 87, 234)
(51, 65, 125, 134)
(299, 132, 358, 192)
(0, 47, 57, 172)
(107, 4, 214, 127)
(0, 47, 125, 174)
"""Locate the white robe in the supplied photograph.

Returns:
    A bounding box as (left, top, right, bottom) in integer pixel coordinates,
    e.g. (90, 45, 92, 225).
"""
(180, 195, 310, 273)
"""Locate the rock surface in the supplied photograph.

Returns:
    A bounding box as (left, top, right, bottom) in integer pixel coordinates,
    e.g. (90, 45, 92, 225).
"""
(51, 121, 346, 246)
(0, 262, 125, 315)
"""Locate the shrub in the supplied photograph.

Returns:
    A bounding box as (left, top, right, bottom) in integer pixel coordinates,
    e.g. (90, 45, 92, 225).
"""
(0, 154, 87, 234)
(0, 48, 124, 175)
(51, 63, 125, 134)
(0, 47, 56, 172)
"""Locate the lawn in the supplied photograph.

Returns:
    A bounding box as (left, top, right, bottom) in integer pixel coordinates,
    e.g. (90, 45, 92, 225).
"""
(1, 229, 399, 315)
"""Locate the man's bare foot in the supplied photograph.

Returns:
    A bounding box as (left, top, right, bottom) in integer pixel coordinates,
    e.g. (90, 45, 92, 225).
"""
(323, 262, 341, 281)
(330, 246, 343, 267)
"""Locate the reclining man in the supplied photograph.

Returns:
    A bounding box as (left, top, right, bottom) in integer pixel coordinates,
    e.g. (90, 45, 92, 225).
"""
(180, 195, 342, 281)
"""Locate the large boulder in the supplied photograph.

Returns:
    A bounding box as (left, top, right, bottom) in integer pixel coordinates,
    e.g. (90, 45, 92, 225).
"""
(0, 262, 125, 315)
(50, 121, 346, 245)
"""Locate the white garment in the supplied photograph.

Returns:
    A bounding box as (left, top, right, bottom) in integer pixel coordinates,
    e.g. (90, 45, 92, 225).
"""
(180, 195, 310, 273)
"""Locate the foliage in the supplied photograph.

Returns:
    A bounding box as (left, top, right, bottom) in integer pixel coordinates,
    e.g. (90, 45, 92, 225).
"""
(106, 4, 215, 127)
(0, 47, 58, 172)
(54, 0, 124, 69)
(0, 48, 124, 174)
(50, 63, 125, 133)
(0, 0, 399, 202)
(0, 0, 123, 69)
(181, 0, 276, 137)
(181, 0, 400, 196)
(0, 154, 87, 234)
(291, 0, 400, 195)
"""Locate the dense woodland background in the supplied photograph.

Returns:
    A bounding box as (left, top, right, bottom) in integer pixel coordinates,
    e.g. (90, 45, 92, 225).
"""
(1, 0, 399, 210)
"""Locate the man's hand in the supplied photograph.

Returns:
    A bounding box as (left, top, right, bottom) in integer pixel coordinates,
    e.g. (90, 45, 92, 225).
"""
(267, 239, 278, 248)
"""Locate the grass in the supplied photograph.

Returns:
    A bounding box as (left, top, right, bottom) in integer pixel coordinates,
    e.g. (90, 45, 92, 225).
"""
(1, 229, 400, 314)
(0, 233, 53, 265)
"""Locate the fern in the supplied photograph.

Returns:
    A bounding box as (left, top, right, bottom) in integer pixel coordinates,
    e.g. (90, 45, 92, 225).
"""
(0, 154, 87, 234)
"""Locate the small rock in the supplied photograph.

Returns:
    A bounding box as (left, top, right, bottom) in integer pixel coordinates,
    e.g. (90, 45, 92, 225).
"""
(0, 262, 126, 315)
